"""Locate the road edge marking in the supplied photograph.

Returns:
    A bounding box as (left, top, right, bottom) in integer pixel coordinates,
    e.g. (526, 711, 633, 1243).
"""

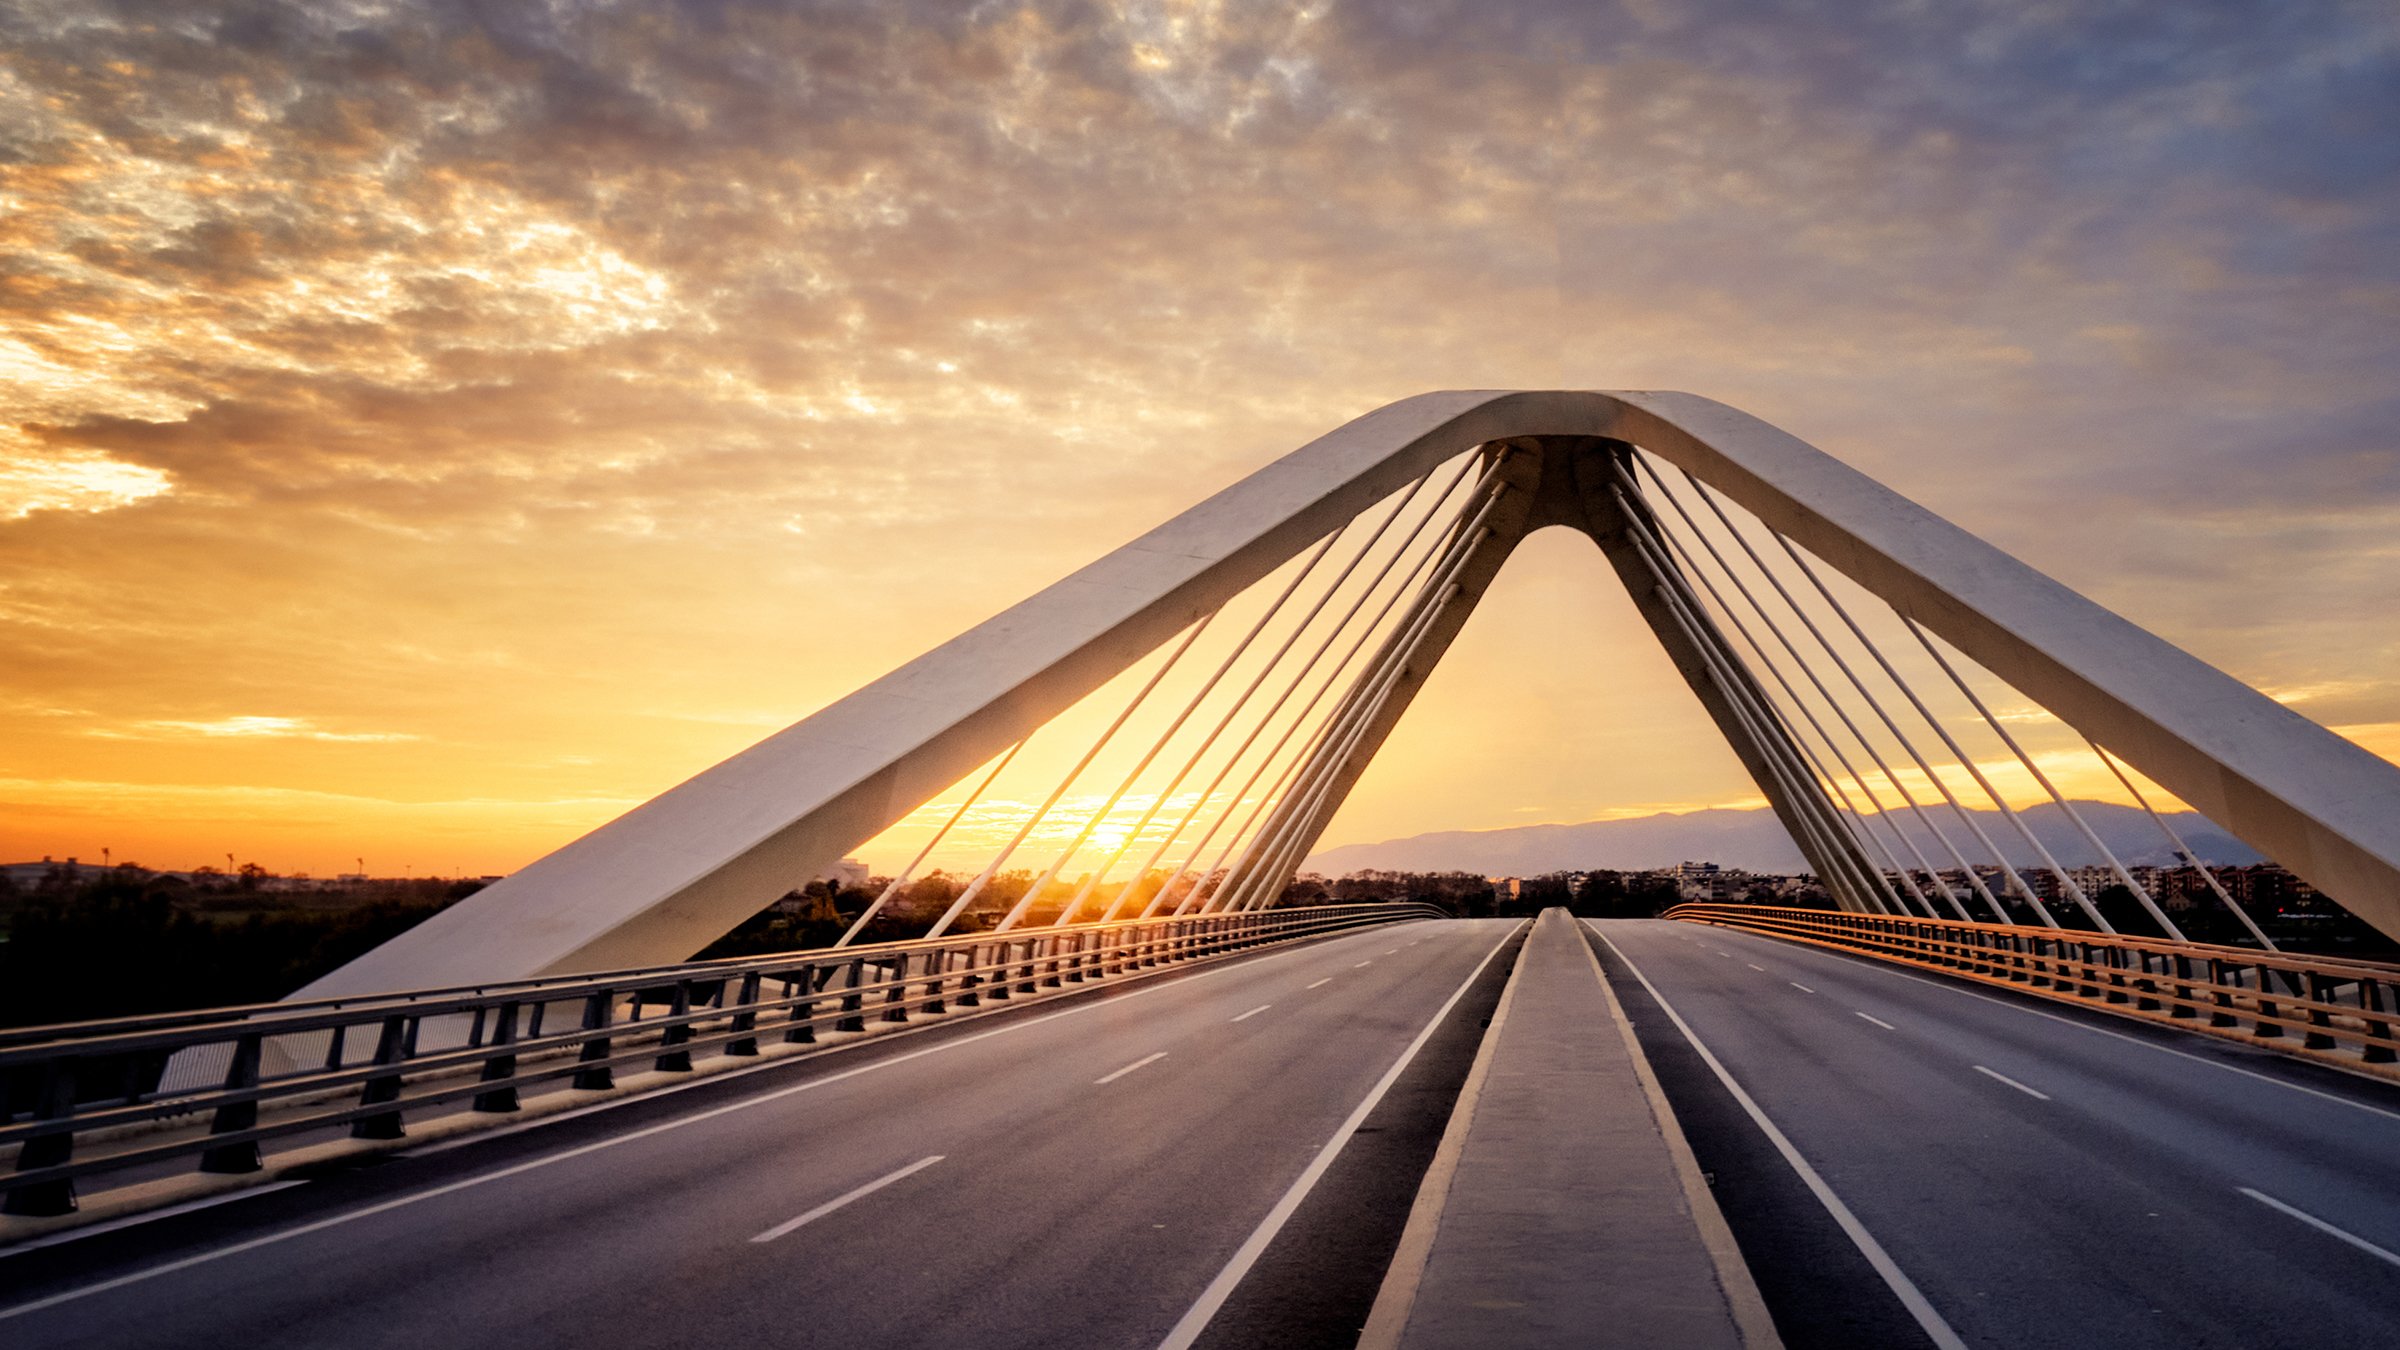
(1353, 923, 1529, 1350)
(1154, 920, 1525, 1350)
(1576, 920, 1784, 1350)
(1588, 923, 1970, 1350)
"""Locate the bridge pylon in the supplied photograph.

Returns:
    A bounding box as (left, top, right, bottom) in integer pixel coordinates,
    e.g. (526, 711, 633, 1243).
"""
(299, 391, 2400, 997)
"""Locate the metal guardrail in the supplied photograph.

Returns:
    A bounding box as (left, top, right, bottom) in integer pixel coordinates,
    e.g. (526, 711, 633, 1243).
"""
(0, 902, 1445, 1217)
(1665, 903, 2400, 1078)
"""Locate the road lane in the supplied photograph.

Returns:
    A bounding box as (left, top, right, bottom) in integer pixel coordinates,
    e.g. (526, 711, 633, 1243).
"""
(4, 919, 1518, 1350)
(1594, 918, 2400, 1350)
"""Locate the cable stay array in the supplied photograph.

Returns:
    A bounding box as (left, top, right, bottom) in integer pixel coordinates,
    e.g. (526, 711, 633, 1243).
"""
(841, 438, 2328, 953)
(299, 393, 2400, 999)
(845, 447, 1514, 939)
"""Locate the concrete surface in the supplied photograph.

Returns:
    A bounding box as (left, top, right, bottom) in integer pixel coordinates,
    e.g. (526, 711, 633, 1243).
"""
(1375, 910, 1774, 1349)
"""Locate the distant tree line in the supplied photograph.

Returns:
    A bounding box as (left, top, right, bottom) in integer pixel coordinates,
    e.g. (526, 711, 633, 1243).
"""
(1275, 868, 1695, 919)
(0, 868, 483, 1028)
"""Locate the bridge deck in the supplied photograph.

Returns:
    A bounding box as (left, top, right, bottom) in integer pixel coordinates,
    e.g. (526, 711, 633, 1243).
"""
(1367, 908, 1777, 1349)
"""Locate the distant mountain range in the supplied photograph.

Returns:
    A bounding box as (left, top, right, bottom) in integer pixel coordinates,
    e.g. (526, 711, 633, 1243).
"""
(1303, 801, 2263, 877)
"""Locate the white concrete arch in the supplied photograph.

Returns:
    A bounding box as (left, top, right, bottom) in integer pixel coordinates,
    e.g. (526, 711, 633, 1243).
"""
(299, 391, 2400, 996)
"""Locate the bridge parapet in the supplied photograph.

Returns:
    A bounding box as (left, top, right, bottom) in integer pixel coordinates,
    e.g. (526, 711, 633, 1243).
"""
(0, 902, 1443, 1224)
(1667, 903, 2400, 1082)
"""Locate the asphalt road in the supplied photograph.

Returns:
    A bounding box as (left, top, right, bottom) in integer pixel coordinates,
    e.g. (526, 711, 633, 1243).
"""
(0, 919, 1520, 1350)
(1591, 918, 2400, 1350)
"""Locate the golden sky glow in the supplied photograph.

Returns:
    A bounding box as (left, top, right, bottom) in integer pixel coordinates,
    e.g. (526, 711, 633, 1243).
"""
(3, 2, 2396, 878)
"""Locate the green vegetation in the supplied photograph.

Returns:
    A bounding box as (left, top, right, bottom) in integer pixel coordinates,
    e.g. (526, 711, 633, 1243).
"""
(0, 868, 481, 1028)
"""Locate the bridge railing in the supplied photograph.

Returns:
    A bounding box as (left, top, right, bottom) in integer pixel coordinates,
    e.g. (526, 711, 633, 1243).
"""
(1664, 903, 2400, 1077)
(0, 901, 1444, 1218)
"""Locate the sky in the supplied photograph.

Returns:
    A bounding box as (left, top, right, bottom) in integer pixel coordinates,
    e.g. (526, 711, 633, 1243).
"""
(2, 0, 2395, 879)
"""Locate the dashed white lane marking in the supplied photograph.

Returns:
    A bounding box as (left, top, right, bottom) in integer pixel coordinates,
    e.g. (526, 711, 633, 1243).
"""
(751, 1156, 943, 1243)
(2240, 1188, 2400, 1269)
(1790, 983, 1816, 994)
(1354, 960, 1374, 968)
(1231, 1004, 1272, 1023)
(1972, 1065, 2050, 1101)
(1095, 1052, 1169, 1085)
(1746, 964, 1766, 972)
(1306, 978, 1332, 989)
(1855, 1012, 1896, 1031)
(1385, 948, 1401, 955)
(1861, 960, 2400, 1126)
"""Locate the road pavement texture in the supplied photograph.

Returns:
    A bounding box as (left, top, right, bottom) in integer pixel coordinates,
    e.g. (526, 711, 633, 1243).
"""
(1591, 918, 2400, 1350)
(12, 912, 2397, 1349)
(0, 919, 1520, 1350)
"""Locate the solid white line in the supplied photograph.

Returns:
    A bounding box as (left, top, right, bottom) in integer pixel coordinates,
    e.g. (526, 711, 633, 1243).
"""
(0, 925, 1383, 1321)
(2239, 1188, 2400, 1269)
(1972, 1065, 2051, 1101)
(1790, 982, 1816, 994)
(1855, 1012, 1896, 1031)
(749, 1156, 943, 1243)
(1780, 938, 2400, 1126)
(1231, 1004, 1272, 1023)
(0, 1182, 306, 1261)
(1306, 978, 1332, 989)
(1096, 1052, 1169, 1085)
(1155, 922, 1522, 1350)
(1746, 963, 1766, 972)
(1590, 924, 1970, 1350)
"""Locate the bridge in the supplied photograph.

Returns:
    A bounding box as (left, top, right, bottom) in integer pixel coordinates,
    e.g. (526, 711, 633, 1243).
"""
(5, 391, 2398, 1347)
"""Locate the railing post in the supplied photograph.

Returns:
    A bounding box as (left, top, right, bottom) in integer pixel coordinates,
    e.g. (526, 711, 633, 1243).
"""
(654, 981, 696, 1071)
(2132, 951, 2163, 1012)
(3, 1057, 82, 1216)
(473, 1001, 522, 1112)
(2206, 960, 2241, 1027)
(726, 972, 764, 1055)
(198, 1033, 265, 1173)
(2303, 972, 2338, 1049)
(2254, 964, 2286, 1038)
(2362, 979, 2397, 1063)
(2166, 953, 2200, 1018)
(572, 991, 618, 1088)
(924, 951, 949, 1015)
(783, 967, 819, 1043)
(345, 1014, 413, 1135)
(956, 945, 982, 1007)
(837, 960, 868, 1031)
(883, 951, 914, 1021)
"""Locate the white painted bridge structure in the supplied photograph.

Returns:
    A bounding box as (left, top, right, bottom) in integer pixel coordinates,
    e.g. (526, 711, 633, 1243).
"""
(6, 391, 2400, 1350)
